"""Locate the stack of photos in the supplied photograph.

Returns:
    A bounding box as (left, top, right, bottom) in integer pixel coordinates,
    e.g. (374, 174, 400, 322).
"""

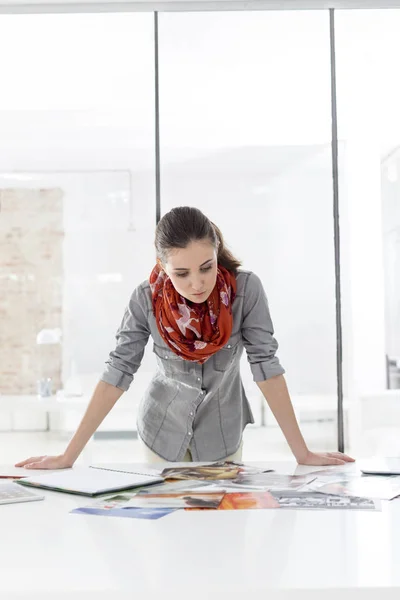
(71, 461, 384, 519)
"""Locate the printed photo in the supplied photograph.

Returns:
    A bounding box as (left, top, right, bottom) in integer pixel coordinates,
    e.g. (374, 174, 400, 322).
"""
(78, 489, 224, 511)
(161, 462, 242, 481)
(125, 491, 225, 509)
(137, 479, 212, 495)
(72, 507, 176, 520)
(306, 476, 400, 501)
(185, 491, 380, 511)
(209, 473, 316, 492)
(217, 492, 280, 510)
(161, 461, 270, 481)
(273, 491, 379, 510)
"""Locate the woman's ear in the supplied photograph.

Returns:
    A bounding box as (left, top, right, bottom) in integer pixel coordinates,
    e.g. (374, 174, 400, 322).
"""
(156, 257, 164, 271)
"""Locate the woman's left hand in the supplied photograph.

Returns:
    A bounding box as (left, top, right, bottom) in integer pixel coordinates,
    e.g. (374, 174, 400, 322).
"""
(297, 450, 355, 466)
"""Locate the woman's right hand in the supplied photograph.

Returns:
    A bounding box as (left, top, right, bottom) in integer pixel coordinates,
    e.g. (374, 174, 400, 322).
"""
(15, 454, 73, 470)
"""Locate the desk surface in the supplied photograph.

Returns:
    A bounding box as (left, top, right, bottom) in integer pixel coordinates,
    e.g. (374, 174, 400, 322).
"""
(1, 461, 400, 600)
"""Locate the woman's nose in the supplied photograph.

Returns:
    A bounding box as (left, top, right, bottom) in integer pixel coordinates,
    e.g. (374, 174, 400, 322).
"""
(191, 276, 204, 291)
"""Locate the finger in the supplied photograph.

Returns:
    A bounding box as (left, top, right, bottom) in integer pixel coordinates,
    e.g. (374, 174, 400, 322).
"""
(15, 456, 45, 467)
(340, 454, 355, 462)
(24, 461, 46, 469)
(324, 456, 346, 465)
(328, 452, 355, 462)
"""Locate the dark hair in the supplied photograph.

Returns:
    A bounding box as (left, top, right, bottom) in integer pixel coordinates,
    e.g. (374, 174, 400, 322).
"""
(155, 206, 241, 273)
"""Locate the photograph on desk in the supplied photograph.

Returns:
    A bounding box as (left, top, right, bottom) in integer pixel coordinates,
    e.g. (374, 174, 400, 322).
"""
(72, 506, 178, 520)
(161, 461, 270, 481)
(71, 492, 178, 519)
(304, 475, 400, 501)
(216, 492, 280, 510)
(207, 473, 317, 492)
(185, 491, 380, 511)
(136, 479, 212, 495)
(118, 491, 225, 509)
(273, 491, 380, 510)
(73, 488, 224, 512)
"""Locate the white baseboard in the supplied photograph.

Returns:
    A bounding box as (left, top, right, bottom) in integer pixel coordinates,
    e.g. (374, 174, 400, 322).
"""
(0, 412, 12, 431)
(12, 410, 48, 431)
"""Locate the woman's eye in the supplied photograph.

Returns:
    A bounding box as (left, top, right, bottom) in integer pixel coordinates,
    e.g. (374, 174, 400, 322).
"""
(176, 266, 212, 278)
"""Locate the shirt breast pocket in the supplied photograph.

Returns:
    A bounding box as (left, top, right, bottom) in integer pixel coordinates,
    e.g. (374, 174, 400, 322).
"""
(213, 333, 241, 372)
(153, 343, 188, 377)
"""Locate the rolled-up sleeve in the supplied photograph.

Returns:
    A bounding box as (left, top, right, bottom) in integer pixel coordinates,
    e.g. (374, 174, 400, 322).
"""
(241, 272, 285, 382)
(100, 285, 150, 391)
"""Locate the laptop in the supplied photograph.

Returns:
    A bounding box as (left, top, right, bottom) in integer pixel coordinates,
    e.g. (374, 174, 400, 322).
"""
(0, 481, 44, 505)
(359, 457, 400, 476)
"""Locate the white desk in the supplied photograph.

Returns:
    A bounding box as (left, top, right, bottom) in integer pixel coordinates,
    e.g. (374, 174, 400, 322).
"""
(1, 461, 400, 600)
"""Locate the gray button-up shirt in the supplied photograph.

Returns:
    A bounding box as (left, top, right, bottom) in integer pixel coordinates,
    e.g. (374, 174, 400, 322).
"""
(100, 270, 285, 461)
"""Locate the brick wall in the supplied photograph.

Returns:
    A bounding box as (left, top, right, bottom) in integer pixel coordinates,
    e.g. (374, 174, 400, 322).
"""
(0, 188, 63, 395)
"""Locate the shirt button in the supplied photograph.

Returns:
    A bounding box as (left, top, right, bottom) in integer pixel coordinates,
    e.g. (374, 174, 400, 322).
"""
(188, 431, 192, 436)
(190, 412, 194, 416)
(164, 356, 168, 359)
(227, 345, 231, 349)
(197, 377, 201, 382)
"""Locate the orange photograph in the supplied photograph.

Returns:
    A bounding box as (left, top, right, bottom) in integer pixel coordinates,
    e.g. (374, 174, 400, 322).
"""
(218, 492, 280, 510)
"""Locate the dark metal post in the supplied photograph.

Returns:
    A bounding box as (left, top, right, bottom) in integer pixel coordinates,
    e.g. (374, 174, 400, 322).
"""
(154, 12, 161, 224)
(329, 9, 345, 453)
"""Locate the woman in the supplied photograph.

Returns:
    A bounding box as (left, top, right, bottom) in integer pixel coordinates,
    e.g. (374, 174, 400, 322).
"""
(17, 206, 353, 469)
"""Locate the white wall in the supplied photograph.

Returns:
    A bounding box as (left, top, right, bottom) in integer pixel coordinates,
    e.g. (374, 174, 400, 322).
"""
(381, 153, 400, 361)
(0, 112, 157, 401)
(251, 147, 337, 396)
(339, 139, 387, 398)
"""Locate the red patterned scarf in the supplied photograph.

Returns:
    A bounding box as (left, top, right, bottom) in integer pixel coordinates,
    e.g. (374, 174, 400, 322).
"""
(149, 264, 236, 363)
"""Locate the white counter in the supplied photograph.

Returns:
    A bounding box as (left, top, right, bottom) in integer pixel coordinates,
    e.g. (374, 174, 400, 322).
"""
(0, 394, 137, 434)
(1, 461, 400, 600)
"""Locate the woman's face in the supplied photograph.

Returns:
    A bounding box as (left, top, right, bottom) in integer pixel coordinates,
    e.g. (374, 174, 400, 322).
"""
(163, 240, 218, 303)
